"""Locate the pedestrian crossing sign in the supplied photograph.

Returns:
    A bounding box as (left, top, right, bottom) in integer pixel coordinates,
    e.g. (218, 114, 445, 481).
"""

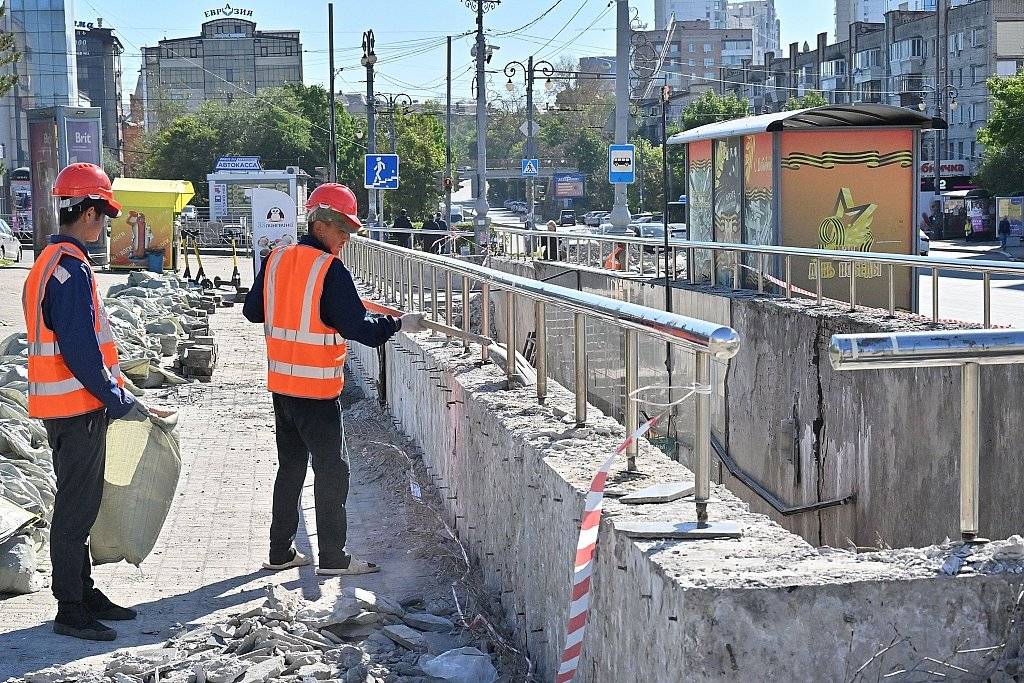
(364, 154, 400, 190)
(521, 159, 539, 177)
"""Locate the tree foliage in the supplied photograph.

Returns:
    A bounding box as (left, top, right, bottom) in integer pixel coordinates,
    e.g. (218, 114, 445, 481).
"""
(679, 90, 750, 131)
(977, 74, 1024, 195)
(783, 91, 828, 110)
(139, 85, 445, 216)
(0, 5, 20, 98)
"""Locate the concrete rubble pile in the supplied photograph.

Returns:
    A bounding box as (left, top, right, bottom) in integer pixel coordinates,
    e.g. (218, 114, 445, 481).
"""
(105, 272, 222, 383)
(10, 582, 501, 683)
(0, 272, 223, 595)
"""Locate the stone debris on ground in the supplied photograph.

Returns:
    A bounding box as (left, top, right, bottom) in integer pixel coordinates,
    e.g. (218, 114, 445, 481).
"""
(3, 582, 507, 683)
(0, 271, 221, 594)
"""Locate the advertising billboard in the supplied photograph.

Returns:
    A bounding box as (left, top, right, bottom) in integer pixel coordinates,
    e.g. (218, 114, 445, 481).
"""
(110, 207, 174, 269)
(780, 129, 915, 310)
(552, 172, 585, 199)
(996, 197, 1024, 238)
(713, 137, 742, 283)
(742, 133, 774, 287)
(64, 119, 102, 165)
(687, 139, 713, 283)
(28, 118, 60, 253)
(250, 188, 297, 275)
(210, 182, 227, 220)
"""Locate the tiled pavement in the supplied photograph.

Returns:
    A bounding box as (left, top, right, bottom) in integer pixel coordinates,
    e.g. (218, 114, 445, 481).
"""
(0, 257, 451, 679)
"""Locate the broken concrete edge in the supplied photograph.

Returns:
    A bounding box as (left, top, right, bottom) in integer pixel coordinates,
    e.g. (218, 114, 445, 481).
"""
(346, 314, 1024, 681)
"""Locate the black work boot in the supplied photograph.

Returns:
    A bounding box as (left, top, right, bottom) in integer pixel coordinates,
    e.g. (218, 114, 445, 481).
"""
(54, 601, 117, 641)
(84, 588, 137, 621)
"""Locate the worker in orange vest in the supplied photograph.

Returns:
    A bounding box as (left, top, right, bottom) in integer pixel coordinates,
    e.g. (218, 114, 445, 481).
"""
(243, 183, 424, 575)
(23, 163, 173, 641)
(604, 242, 625, 270)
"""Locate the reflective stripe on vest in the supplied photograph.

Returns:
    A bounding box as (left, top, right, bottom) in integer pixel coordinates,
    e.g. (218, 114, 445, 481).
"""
(263, 245, 348, 399)
(23, 243, 124, 419)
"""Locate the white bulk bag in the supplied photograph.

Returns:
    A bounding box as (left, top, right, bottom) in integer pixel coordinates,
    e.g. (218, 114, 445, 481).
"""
(90, 413, 180, 566)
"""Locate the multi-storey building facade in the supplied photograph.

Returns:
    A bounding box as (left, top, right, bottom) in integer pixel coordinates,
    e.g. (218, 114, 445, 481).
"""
(141, 16, 302, 130)
(75, 20, 123, 162)
(655, 0, 729, 28)
(725, 1, 781, 63)
(0, 0, 79, 169)
(724, 0, 1024, 194)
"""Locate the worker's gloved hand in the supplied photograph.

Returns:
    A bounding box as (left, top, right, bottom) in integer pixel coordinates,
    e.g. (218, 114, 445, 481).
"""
(121, 401, 151, 422)
(399, 312, 427, 334)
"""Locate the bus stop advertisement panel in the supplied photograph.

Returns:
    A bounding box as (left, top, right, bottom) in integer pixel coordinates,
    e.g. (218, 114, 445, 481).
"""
(779, 129, 916, 311)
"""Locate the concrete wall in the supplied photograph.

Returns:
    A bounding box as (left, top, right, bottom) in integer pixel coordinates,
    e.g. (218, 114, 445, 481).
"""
(485, 258, 1024, 550)
(346, 323, 1024, 683)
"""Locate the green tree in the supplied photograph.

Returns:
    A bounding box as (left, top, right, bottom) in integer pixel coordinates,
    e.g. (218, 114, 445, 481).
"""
(679, 91, 749, 131)
(977, 74, 1024, 195)
(783, 91, 829, 110)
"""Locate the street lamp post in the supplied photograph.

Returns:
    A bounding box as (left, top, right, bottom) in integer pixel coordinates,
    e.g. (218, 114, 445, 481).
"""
(919, 82, 959, 237)
(362, 30, 379, 233)
(505, 57, 554, 233)
(661, 84, 671, 311)
(374, 93, 413, 155)
(463, 0, 501, 251)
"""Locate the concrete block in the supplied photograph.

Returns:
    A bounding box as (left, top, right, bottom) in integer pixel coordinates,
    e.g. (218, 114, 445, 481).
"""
(619, 482, 694, 504)
(380, 625, 428, 652)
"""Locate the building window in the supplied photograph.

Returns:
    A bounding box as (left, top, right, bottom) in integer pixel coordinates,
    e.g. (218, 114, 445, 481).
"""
(704, 58, 714, 66)
(235, 24, 242, 34)
(972, 28, 985, 48)
(704, 70, 714, 81)
(973, 65, 988, 83)
(970, 141, 976, 158)
(703, 43, 712, 53)
(688, 43, 695, 52)
(688, 59, 695, 66)
(190, 47, 197, 58)
(226, 68, 234, 82)
(261, 46, 268, 57)
(854, 49, 880, 70)
(972, 101, 985, 123)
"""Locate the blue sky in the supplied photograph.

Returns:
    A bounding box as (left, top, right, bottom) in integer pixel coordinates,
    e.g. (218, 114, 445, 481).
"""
(73, 0, 832, 101)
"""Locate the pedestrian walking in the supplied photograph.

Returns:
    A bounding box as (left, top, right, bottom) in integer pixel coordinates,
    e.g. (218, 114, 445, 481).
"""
(390, 208, 414, 248)
(243, 183, 425, 576)
(544, 220, 560, 261)
(999, 215, 1012, 249)
(432, 212, 450, 253)
(420, 214, 438, 252)
(23, 163, 172, 641)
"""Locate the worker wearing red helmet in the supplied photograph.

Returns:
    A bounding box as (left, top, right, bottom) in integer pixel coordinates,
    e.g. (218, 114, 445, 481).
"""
(22, 163, 172, 641)
(243, 183, 423, 575)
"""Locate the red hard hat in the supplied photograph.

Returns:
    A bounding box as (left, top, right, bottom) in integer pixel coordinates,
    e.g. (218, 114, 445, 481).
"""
(306, 183, 360, 232)
(52, 163, 121, 217)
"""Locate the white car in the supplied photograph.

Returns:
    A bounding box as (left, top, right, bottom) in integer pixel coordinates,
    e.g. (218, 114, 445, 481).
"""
(0, 219, 22, 262)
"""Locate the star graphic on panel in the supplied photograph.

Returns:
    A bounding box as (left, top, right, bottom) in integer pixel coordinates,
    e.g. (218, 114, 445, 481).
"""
(830, 187, 876, 249)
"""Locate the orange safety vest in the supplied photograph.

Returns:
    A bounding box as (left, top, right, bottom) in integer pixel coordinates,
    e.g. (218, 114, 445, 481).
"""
(604, 243, 624, 271)
(23, 242, 124, 419)
(263, 244, 348, 399)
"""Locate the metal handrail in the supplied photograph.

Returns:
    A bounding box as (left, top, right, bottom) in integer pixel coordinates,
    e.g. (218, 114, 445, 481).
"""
(491, 225, 1024, 326)
(830, 329, 1024, 542)
(347, 235, 741, 530)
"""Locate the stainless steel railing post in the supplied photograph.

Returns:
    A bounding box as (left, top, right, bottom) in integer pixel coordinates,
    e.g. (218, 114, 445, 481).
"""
(625, 329, 639, 471)
(445, 272, 453, 327)
(535, 301, 547, 404)
(505, 290, 517, 386)
(932, 267, 940, 322)
(983, 272, 992, 328)
(418, 261, 425, 313)
(960, 361, 981, 542)
(481, 282, 491, 363)
(462, 275, 471, 352)
(849, 261, 857, 312)
(694, 351, 711, 523)
(574, 312, 587, 425)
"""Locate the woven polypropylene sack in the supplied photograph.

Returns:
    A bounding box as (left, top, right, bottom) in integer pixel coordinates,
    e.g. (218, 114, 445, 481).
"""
(90, 414, 180, 566)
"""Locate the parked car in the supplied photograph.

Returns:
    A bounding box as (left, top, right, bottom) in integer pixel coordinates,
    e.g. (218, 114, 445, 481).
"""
(919, 229, 930, 256)
(449, 210, 464, 224)
(0, 219, 23, 262)
(629, 223, 688, 252)
(583, 211, 608, 227)
(181, 205, 198, 220)
(558, 209, 576, 226)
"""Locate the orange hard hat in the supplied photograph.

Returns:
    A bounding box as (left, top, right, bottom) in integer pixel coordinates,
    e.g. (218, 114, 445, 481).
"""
(52, 163, 121, 217)
(306, 183, 360, 232)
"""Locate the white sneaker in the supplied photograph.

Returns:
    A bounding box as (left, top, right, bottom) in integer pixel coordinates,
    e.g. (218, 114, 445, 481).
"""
(262, 550, 312, 571)
(316, 558, 380, 576)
